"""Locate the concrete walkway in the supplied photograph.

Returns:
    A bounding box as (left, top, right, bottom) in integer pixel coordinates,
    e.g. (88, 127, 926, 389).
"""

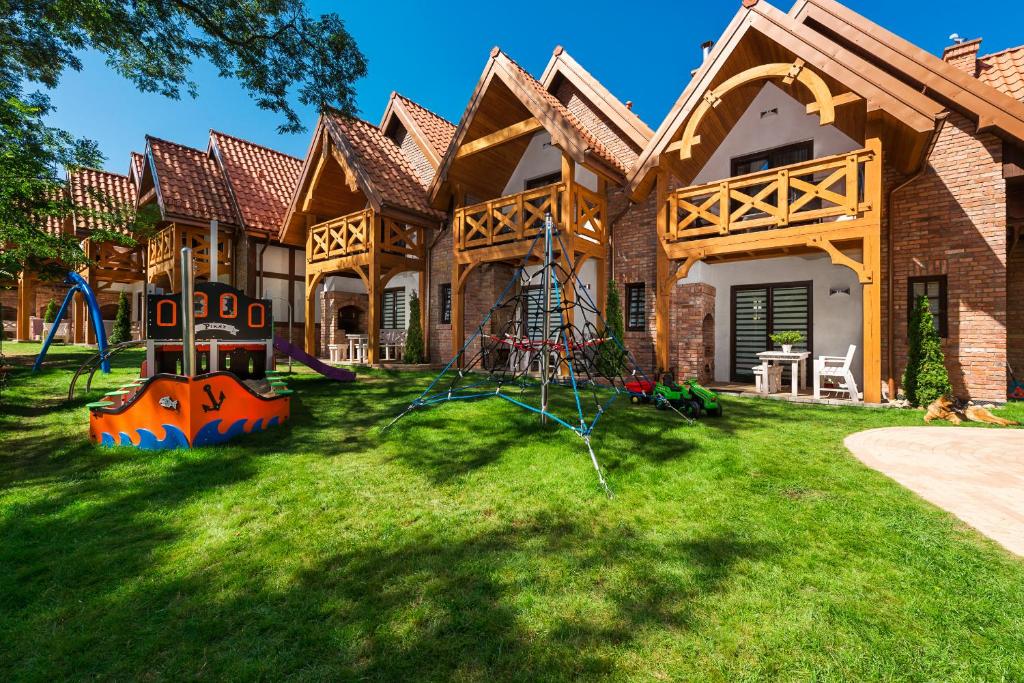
(845, 427, 1024, 556)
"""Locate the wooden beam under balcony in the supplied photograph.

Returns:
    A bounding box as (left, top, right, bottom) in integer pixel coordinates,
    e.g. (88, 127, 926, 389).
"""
(455, 117, 543, 159)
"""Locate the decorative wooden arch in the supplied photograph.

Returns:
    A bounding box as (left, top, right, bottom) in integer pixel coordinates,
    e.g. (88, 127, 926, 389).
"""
(677, 60, 837, 161)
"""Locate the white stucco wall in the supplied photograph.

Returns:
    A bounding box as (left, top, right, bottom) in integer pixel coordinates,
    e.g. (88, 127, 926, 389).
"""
(692, 82, 861, 185)
(500, 132, 599, 196)
(680, 254, 864, 384)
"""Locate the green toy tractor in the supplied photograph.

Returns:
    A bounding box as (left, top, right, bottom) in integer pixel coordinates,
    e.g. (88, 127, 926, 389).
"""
(653, 368, 723, 418)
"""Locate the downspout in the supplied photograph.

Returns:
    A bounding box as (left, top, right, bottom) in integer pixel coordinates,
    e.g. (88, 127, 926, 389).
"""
(885, 116, 946, 398)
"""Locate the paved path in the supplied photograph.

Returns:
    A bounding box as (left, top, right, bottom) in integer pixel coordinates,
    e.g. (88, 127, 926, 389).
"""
(845, 427, 1024, 556)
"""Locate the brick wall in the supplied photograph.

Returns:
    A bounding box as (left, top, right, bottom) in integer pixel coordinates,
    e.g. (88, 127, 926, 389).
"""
(1006, 188, 1024, 375)
(671, 283, 716, 383)
(888, 112, 1007, 401)
(608, 186, 658, 371)
(428, 228, 453, 363)
(319, 290, 368, 355)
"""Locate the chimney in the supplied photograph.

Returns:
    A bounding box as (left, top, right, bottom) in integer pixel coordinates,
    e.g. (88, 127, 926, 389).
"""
(701, 40, 715, 61)
(625, 101, 634, 111)
(943, 36, 982, 75)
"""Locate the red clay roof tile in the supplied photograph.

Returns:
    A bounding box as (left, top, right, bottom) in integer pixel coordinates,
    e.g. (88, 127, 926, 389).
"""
(978, 46, 1024, 102)
(499, 52, 627, 176)
(147, 137, 239, 227)
(324, 111, 442, 219)
(393, 93, 456, 161)
(67, 167, 137, 236)
(210, 131, 303, 235)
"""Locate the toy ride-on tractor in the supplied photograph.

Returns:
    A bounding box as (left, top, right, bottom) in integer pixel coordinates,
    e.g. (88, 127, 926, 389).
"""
(653, 368, 723, 418)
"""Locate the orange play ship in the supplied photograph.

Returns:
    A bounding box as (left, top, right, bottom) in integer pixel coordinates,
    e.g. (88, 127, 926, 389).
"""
(89, 244, 291, 449)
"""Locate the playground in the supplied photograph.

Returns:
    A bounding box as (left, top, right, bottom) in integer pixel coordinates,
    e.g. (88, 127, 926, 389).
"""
(3, 342, 1024, 680)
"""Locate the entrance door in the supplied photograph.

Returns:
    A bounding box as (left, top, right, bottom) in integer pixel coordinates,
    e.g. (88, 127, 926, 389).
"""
(731, 281, 812, 382)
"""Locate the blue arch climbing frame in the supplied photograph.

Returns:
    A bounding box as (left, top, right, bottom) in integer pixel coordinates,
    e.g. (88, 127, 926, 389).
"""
(33, 271, 110, 373)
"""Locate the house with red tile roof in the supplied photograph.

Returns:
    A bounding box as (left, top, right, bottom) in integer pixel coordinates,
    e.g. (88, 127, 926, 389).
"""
(425, 45, 652, 363)
(280, 95, 453, 362)
(613, 0, 1024, 403)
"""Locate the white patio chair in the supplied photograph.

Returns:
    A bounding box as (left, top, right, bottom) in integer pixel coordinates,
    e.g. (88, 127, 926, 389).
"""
(813, 344, 860, 402)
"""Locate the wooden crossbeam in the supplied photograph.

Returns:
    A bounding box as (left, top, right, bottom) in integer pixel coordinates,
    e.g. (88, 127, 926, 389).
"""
(455, 117, 543, 159)
(807, 92, 862, 115)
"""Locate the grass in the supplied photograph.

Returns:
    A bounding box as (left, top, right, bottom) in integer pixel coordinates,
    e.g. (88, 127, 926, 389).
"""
(1, 341, 1023, 680)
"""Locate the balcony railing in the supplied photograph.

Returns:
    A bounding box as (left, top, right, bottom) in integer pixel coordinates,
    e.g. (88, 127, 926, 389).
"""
(148, 224, 232, 279)
(665, 148, 876, 244)
(80, 237, 143, 283)
(308, 208, 424, 265)
(309, 208, 372, 263)
(454, 182, 607, 252)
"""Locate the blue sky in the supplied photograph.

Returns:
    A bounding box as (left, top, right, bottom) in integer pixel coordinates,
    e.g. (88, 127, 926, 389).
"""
(41, 0, 1019, 173)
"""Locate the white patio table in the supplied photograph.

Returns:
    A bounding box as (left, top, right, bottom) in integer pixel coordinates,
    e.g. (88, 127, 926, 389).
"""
(756, 350, 811, 397)
(347, 334, 369, 363)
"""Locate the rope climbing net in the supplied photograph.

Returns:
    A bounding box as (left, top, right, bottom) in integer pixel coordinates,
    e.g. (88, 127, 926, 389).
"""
(385, 215, 652, 495)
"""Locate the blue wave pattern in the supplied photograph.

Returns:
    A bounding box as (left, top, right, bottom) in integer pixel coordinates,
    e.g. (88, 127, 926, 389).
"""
(193, 415, 280, 447)
(98, 424, 189, 450)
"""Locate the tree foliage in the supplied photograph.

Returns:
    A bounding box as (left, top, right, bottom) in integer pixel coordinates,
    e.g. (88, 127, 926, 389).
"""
(404, 291, 424, 364)
(902, 295, 952, 406)
(597, 281, 626, 377)
(109, 291, 132, 344)
(2, 0, 366, 281)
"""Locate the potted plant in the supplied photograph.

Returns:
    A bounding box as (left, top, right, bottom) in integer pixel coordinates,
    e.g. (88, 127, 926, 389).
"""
(41, 298, 59, 342)
(769, 330, 804, 354)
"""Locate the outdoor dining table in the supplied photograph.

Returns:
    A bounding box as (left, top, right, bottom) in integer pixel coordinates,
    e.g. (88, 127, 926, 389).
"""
(756, 350, 811, 397)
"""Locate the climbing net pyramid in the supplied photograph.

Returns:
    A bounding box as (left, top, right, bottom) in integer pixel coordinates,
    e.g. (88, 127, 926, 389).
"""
(387, 215, 652, 494)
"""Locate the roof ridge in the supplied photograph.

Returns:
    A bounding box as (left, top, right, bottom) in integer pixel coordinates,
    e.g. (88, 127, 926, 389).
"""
(209, 129, 304, 162)
(70, 166, 131, 179)
(978, 44, 1024, 61)
(393, 92, 456, 129)
(146, 135, 207, 155)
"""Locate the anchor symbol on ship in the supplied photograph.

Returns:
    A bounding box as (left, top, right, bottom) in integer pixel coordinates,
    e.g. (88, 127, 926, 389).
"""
(201, 384, 226, 412)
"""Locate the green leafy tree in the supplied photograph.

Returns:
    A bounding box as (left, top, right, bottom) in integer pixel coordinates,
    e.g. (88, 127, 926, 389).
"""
(43, 298, 59, 324)
(2, 0, 367, 281)
(404, 292, 424, 364)
(597, 281, 626, 377)
(902, 295, 952, 406)
(109, 292, 132, 344)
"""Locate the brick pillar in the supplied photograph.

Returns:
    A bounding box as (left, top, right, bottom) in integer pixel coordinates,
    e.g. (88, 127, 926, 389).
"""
(671, 283, 716, 383)
(942, 38, 981, 75)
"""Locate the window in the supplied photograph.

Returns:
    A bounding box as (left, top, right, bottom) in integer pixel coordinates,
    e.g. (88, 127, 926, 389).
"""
(625, 283, 646, 331)
(524, 171, 561, 191)
(219, 293, 237, 318)
(908, 275, 948, 337)
(730, 141, 814, 177)
(439, 283, 452, 324)
(382, 287, 405, 330)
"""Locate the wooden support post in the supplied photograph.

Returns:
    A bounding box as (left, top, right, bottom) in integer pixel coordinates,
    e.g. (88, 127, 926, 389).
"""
(367, 262, 381, 366)
(862, 135, 883, 404)
(16, 272, 34, 341)
(561, 154, 574, 234)
(85, 269, 97, 345)
(304, 271, 319, 356)
(654, 172, 672, 372)
(72, 293, 86, 343)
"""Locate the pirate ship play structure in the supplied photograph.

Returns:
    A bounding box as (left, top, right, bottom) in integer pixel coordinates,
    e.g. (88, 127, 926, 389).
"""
(88, 244, 296, 448)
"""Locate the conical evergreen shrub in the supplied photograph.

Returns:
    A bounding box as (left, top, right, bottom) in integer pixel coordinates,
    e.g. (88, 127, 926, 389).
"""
(109, 291, 131, 344)
(43, 298, 58, 324)
(596, 280, 626, 377)
(902, 295, 951, 406)
(403, 291, 424, 364)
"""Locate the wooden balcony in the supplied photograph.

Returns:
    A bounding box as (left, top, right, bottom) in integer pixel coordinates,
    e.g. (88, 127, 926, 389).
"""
(453, 182, 607, 263)
(79, 237, 144, 284)
(307, 209, 425, 272)
(664, 147, 878, 256)
(148, 224, 233, 289)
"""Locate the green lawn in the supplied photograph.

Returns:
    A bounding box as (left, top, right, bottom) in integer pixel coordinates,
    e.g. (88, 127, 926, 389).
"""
(2, 342, 1023, 680)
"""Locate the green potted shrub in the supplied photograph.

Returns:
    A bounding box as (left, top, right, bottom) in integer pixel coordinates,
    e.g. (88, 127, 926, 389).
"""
(769, 330, 804, 354)
(902, 295, 951, 407)
(403, 291, 424, 364)
(596, 281, 626, 377)
(41, 298, 59, 342)
(109, 291, 132, 345)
